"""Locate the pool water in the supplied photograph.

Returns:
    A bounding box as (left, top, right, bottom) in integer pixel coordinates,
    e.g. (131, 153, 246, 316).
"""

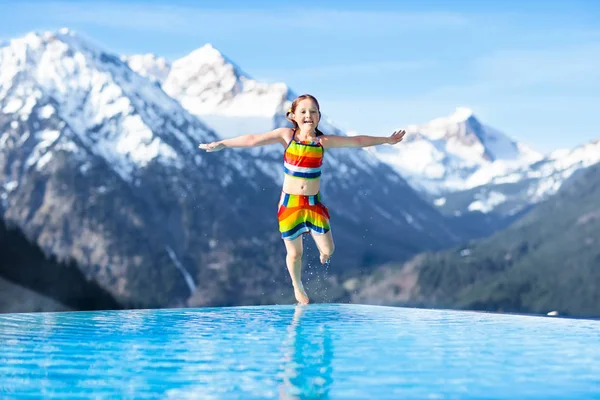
(1, 304, 599, 399)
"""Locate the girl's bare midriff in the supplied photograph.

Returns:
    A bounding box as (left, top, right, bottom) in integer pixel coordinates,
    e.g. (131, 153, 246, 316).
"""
(281, 128, 321, 196)
(282, 175, 320, 196)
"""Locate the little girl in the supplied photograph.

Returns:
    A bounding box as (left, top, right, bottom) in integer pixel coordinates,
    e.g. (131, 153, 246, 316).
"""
(199, 94, 405, 304)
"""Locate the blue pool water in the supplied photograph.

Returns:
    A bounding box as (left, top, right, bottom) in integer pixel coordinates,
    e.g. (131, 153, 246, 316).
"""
(1, 304, 599, 399)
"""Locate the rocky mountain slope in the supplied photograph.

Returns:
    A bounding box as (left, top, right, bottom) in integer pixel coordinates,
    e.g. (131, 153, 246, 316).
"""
(0, 30, 468, 309)
(353, 161, 600, 318)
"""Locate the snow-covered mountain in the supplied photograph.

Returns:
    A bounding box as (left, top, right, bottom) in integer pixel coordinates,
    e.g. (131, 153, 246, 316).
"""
(125, 44, 290, 146)
(0, 30, 467, 308)
(125, 44, 468, 256)
(361, 107, 543, 195)
(0, 29, 299, 307)
(436, 137, 600, 217)
(367, 107, 599, 219)
(123, 42, 600, 234)
(164, 44, 289, 118)
(0, 30, 226, 184)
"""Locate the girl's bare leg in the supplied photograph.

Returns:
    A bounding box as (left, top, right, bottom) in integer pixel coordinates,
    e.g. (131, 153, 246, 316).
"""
(311, 230, 335, 264)
(283, 235, 309, 304)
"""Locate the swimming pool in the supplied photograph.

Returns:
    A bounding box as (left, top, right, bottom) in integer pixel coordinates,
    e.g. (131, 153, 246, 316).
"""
(1, 304, 598, 399)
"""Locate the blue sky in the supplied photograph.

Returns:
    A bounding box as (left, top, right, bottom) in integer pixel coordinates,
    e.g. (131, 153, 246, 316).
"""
(1, 0, 598, 153)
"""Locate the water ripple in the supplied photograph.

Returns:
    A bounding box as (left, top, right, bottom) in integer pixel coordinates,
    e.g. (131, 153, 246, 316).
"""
(0, 304, 599, 399)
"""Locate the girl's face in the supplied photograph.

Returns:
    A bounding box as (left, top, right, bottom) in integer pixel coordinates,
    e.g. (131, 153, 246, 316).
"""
(293, 99, 320, 131)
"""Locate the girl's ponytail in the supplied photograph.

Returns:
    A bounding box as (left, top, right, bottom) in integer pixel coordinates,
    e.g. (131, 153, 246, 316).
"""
(285, 109, 298, 130)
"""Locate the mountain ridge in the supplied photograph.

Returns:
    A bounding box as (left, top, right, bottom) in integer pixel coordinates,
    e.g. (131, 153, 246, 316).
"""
(352, 160, 600, 318)
(1, 29, 469, 309)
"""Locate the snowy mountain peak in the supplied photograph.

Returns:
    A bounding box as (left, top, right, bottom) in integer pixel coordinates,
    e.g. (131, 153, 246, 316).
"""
(185, 43, 232, 67)
(409, 107, 482, 141)
(9, 30, 48, 50)
(170, 43, 248, 83)
(449, 107, 474, 123)
(155, 44, 292, 121)
(19, 28, 85, 51)
(406, 107, 541, 162)
(1, 29, 218, 182)
(367, 107, 543, 194)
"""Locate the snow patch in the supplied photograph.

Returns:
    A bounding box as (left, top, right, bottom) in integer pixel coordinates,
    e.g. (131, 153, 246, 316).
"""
(3, 98, 23, 113)
(467, 191, 507, 213)
(433, 197, 446, 206)
(20, 96, 37, 117)
(25, 129, 61, 169)
(36, 151, 53, 169)
(165, 246, 197, 295)
(3, 181, 18, 192)
(39, 129, 60, 143)
(114, 115, 179, 167)
(38, 105, 55, 118)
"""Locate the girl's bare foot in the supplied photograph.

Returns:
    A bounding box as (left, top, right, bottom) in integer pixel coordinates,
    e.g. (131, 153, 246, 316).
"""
(320, 252, 330, 264)
(293, 283, 309, 304)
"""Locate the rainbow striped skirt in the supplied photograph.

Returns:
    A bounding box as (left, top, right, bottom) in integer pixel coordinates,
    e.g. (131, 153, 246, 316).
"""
(277, 192, 331, 240)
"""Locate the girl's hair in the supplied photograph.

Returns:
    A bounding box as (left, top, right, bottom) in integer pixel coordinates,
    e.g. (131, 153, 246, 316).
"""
(285, 94, 324, 136)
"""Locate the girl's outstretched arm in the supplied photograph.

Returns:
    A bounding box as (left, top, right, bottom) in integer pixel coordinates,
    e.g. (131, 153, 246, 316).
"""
(199, 127, 291, 152)
(320, 130, 406, 149)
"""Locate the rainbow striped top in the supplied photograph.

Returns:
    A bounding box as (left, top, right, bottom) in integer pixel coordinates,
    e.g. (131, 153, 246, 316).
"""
(283, 130, 324, 180)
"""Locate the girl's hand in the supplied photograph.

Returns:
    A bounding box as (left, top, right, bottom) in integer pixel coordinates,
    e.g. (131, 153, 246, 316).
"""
(198, 142, 225, 152)
(388, 130, 406, 145)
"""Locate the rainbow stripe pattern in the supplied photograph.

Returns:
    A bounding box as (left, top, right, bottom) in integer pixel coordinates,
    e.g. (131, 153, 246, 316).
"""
(283, 137, 324, 179)
(277, 192, 331, 240)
